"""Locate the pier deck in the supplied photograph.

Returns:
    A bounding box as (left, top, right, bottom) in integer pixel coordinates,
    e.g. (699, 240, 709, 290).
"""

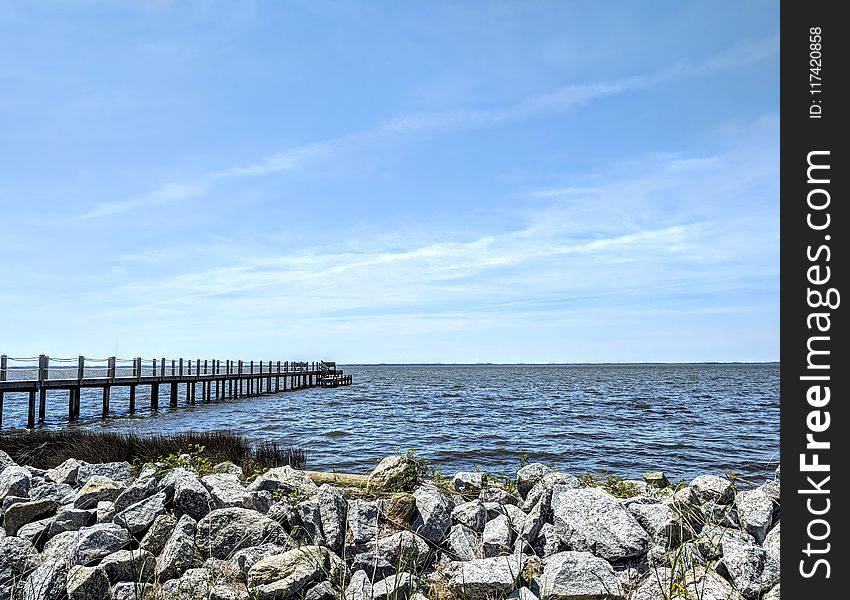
(0, 355, 352, 428)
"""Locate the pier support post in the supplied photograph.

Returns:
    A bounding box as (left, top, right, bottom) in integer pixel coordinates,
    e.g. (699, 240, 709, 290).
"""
(27, 390, 36, 428)
(37, 354, 48, 422)
(170, 383, 178, 407)
(151, 384, 159, 411)
(102, 386, 110, 416)
(129, 385, 136, 413)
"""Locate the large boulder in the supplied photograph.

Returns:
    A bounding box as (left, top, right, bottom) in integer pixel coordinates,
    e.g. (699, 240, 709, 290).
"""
(690, 475, 735, 505)
(538, 551, 623, 600)
(316, 485, 347, 552)
(453, 472, 485, 493)
(631, 567, 744, 600)
(522, 473, 578, 512)
(627, 502, 695, 548)
(0, 536, 40, 585)
(296, 498, 327, 546)
(763, 522, 780, 563)
(372, 572, 419, 600)
(376, 531, 431, 568)
(140, 513, 177, 555)
(247, 546, 330, 600)
(447, 524, 482, 561)
(110, 477, 159, 515)
(344, 570, 373, 600)
(21, 558, 67, 600)
(550, 486, 649, 561)
(73, 476, 123, 510)
(482, 514, 513, 558)
(0, 466, 31, 501)
(44, 458, 83, 486)
(248, 466, 318, 496)
(100, 548, 156, 583)
(367, 455, 419, 492)
(157, 514, 197, 582)
(3, 498, 57, 536)
(716, 541, 780, 599)
(516, 463, 553, 498)
(451, 500, 487, 532)
(75, 462, 131, 486)
(231, 543, 293, 579)
(695, 524, 757, 561)
(70, 524, 132, 566)
(346, 499, 378, 545)
(444, 555, 524, 600)
(113, 492, 166, 534)
(174, 473, 213, 521)
(735, 488, 774, 544)
(411, 486, 452, 544)
(201, 473, 251, 509)
(196, 507, 293, 559)
(66, 565, 111, 600)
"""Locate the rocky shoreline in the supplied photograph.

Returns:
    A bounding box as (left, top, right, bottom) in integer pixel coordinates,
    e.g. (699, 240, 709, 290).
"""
(1, 450, 780, 600)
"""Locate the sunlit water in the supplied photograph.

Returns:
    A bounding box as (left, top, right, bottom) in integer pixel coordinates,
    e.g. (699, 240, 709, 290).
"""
(1, 364, 779, 481)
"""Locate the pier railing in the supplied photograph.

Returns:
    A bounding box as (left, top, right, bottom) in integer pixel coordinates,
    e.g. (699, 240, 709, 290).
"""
(0, 354, 351, 428)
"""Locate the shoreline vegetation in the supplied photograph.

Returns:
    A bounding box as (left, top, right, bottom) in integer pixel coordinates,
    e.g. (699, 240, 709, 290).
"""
(0, 436, 780, 600)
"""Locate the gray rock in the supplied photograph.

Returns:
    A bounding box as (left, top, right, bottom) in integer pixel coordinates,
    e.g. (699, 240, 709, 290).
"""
(695, 525, 757, 561)
(453, 471, 485, 493)
(627, 502, 695, 548)
(4, 498, 57, 536)
(201, 473, 251, 509)
(763, 521, 780, 563)
(110, 478, 159, 516)
(74, 476, 124, 510)
(248, 490, 274, 514)
(76, 462, 131, 486)
(231, 543, 292, 578)
(248, 465, 318, 496)
(21, 559, 67, 600)
(0, 466, 31, 501)
(716, 541, 780, 599)
(482, 514, 513, 557)
(45, 458, 84, 486)
(631, 567, 743, 600)
(305, 580, 339, 600)
(111, 582, 153, 600)
(376, 530, 431, 568)
(157, 514, 197, 582)
(0, 536, 39, 583)
(16, 517, 52, 545)
(516, 463, 553, 498)
(642, 472, 670, 489)
(67, 565, 111, 600)
(113, 492, 166, 534)
(67, 524, 132, 566)
(516, 497, 548, 549)
(373, 572, 418, 600)
(344, 570, 373, 600)
(447, 523, 482, 561)
(483, 501, 503, 521)
(174, 473, 213, 521)
(267, 500, 300, 531)
(538, 551, 623, 600)
(100, 549, 156, 583)
(140, 513, 176, 555)
(502, 504, 528, 532)
(445, 555, 525, 600)
(29, 482, 77, 505)
(160, 568, 210, 599)
(690, 475, 734, 505)
(451, 500, 487, 532)
(411, 485, 452, 544)
(522, 473, 578, 512)
(196, 507, 293, 559)
(764, 584, 780, 600)
(701, 500, 739, 528)
(0, 450, 15, 469)
(367, 455, 416, 492)
(351, 551, 396, 580)
(647, 540, 706, 573)
(247, 545, 328, 600)
(735, 488, 774, 544)
(761, 480, 781, 519)
(550, 486, 650, 561)
(347, 499, 378, 544)
(296, 498, 327, 546)
(213, 462, 244, 478)
(479, 487, 521, 506)
(532, 523, 566, 558)
(317, 484, 347, 552)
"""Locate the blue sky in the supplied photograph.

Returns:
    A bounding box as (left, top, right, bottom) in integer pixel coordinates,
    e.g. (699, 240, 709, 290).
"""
(0, 1, 778, 363)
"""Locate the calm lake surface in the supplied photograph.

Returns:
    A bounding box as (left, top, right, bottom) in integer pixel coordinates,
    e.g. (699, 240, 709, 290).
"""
(1, 364, 779, 482)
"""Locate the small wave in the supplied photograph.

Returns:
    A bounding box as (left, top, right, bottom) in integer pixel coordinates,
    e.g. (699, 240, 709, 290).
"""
(324, 430, 350, 438)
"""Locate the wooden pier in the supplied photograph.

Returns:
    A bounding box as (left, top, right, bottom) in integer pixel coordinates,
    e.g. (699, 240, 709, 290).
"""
(0, 355, 352, 428)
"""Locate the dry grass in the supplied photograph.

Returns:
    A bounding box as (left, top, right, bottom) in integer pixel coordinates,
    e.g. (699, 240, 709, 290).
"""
(0, 429, 306, 472)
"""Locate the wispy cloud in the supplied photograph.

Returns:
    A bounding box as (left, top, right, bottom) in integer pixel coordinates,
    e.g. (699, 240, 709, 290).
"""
(76, 36, 778, 220)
